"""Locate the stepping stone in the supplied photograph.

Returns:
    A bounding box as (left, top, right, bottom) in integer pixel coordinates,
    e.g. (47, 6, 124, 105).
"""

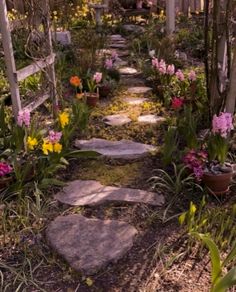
(55, 180, 164, 206)
(127, 86, 152, 96)
(46, 214, 137, 274)
(103, 114, 131, 126)
(119, 67, 138, 75)
(114, 58, 128, 68)
(122, 24, 145, 34)
(75, 138, 156, 160)
(109, 43, 127, 49)
(124, 97, 148, 105)
(138, 115, 166, 124)
(109, 34, 125, 41)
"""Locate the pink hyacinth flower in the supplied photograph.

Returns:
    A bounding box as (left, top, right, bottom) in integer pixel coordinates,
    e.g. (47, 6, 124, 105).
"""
(105, 59, 113, 70)
(188, 70, 197, 82)
(17, 109, 31, 127)
(176, 69, 185, 81)
(48, 130, 62, 144)
(93, 72, 103, 84)
(158, 59, 167, 75)
(212, 112, 233, 138)
(152, 57, 159, 69)
(167, 64, 175, 76)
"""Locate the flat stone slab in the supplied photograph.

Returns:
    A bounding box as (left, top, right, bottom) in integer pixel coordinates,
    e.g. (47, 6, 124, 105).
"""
(127, 86, 152, 96)
(46, 214, 137, 274)
(114, 58, 128, 68)
(75, 138, 156, 160)
(55, 180, 164, 206)
(124, 97, 148, 105)
(120, 77, 146, 86)
(109, 43, 127, 49)
(103, 114, 131, 126)
(119, 67, 138, 75)
(116, 50, 129, 57)
(109, 34, 126, 41)
(138, 115, 166, 124)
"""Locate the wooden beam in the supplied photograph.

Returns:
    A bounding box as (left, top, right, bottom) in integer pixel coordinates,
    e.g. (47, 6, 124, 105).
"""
(16, 53, 55, 81)
(0, 0, 21, 119)
(23, 92, 50, 112)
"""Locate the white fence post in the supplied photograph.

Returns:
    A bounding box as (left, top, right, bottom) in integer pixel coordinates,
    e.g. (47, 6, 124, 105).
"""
(166, 0, 175, 34)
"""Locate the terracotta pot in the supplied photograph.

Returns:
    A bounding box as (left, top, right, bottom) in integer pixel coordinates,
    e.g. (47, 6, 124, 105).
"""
(86, 93, 99, 107)
(202, 170, 233, 195)
(0, 176, 12, 189)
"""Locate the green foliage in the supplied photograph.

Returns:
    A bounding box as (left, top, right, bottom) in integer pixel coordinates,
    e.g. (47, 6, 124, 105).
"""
(177, 105, 198, 149)
(161, 126, 179, 167)
(191, 232, 236, 292)
(179, 200, 236, 251)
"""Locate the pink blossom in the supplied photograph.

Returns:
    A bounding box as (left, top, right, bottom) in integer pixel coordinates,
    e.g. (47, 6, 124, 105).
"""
(93, 72, 103, 84)
(212, 112, 233, 138)
(0, 162, 12, 177)
(188, 70, 197, 82)
(171, 97, 184, 109)
(152, 57, 159, 69)
(17, 109, 31, 127)
(158, 59, 167, 75)
(166, 64, 175, 75)
(48, 130, 62, 144)
(105, 58, 113, 70)
(176, 69, 185, 81)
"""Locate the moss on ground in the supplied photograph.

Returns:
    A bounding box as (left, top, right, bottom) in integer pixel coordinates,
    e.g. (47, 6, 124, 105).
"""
(74, 160, 144, 186)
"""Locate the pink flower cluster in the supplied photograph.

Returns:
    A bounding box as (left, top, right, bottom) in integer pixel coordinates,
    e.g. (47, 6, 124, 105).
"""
(105, 58, 113, 70)
(152, 58, 175, 76)
(93, 72, 103, 84)
(17, 109, 31, 127)
(0, 162, 12, 177)
(176, 69, 185, 81)
(212, 112, 233, 138)
(183, 150, 208, 180)
(171, 97, 184, 110)
(48, 130, 62, 144)
(188, 70, 196, 82)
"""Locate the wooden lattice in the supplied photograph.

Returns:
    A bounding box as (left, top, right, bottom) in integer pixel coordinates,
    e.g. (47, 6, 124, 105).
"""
(0, 0, 57, 119)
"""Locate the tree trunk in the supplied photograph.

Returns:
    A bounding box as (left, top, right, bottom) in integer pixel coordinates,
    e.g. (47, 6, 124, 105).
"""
(225, 45, 236, 113)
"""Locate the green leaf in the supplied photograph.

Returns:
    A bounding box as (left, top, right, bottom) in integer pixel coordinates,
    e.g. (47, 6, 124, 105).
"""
(178, 212, 187, 225)
(213, 267, 236, 292)
(39, 178, 65, 188)
(222, 241, 236, 267)
(191, 233, 221, 284)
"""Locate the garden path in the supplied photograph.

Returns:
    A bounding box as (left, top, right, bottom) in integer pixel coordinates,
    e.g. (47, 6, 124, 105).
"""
(46, 34, 166, 274)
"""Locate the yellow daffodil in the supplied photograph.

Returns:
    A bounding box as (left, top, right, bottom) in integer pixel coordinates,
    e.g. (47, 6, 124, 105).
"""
(27, 136, 38, 150)
(53, 142, 62, 153)
(42, 140, 53, 155)
(59, 111, 69, 129)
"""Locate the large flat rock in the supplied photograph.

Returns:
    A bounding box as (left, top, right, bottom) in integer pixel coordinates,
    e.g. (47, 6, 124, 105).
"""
(75, 138, 156, 160)
(103, 114, 131, 126)
(127, 86, 152, 96)
(138, 115, 166, 124)
(109, 43, 127, 49)
(55, 180, 164, 206)
(119, 67, 138, 75)
(46, 214, 137, 274)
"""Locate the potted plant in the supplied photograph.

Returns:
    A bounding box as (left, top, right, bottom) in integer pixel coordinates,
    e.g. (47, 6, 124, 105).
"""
(86, 72, 103, 107)
(202, 112, 234, 195)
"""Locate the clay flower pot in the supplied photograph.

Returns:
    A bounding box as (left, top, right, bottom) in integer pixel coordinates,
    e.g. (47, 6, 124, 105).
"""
(202, 170, 233, 195)
(86, 92, 99, 107)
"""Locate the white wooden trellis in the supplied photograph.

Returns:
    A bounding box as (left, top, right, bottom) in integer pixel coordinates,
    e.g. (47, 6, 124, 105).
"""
(0, 0, 57, 120)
